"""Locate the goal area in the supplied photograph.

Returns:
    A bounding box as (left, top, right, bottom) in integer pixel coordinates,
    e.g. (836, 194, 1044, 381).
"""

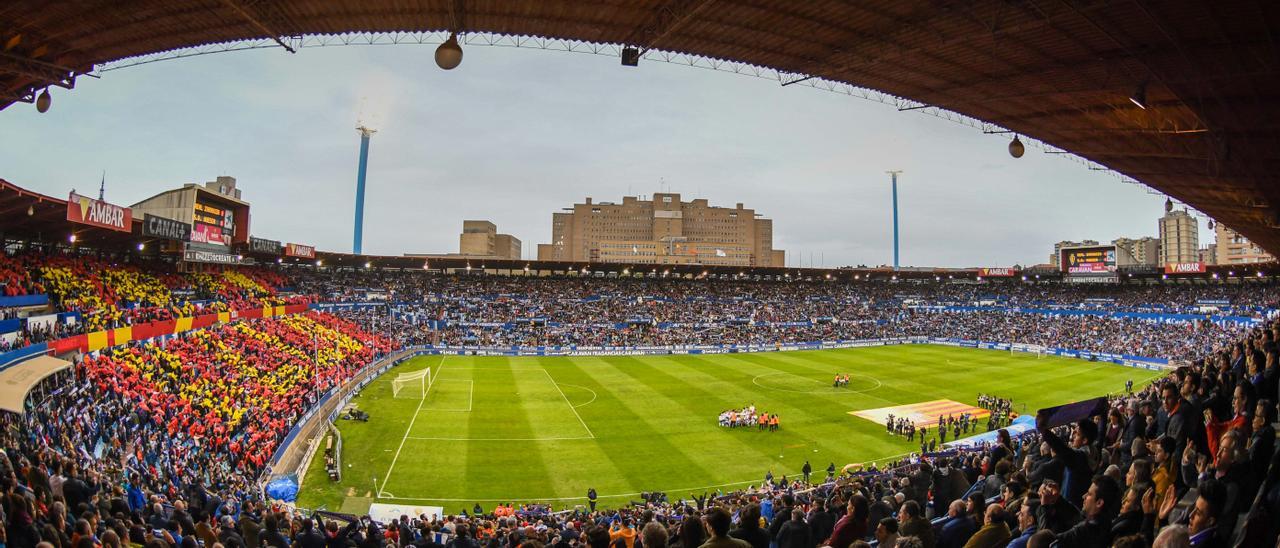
(391, 368, 431, 399)
(1010, 343, 1048, 359)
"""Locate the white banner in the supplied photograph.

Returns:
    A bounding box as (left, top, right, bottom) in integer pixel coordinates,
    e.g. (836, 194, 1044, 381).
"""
(367, 503, 445, 523)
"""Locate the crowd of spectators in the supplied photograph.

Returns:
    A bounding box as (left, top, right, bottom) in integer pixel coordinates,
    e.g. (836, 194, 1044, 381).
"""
(282, 270, 1272, 362)
(0, 253, 311, 353)
(1, 258, 1280, 547)
(293, 271, 1280, 318)
(0, 310, 391, 541)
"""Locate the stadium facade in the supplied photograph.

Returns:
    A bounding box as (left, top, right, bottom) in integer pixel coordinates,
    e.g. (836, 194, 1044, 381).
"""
(536, 192, 784, 267)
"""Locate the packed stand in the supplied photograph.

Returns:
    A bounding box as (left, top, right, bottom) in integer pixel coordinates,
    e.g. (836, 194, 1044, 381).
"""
(0, 268, 1279, 547)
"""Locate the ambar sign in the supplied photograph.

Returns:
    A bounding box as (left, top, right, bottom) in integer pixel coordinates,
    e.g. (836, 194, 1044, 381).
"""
(285, 243, 315, 259)
(979, 268, 1016, 277)
(1165, 262, 1206, 274)
(67, 192, 132, 232)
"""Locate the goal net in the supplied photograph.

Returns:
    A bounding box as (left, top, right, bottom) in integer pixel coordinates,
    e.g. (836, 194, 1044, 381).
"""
(391, 368, 431, 399)
(1011, 343, 1048, 359)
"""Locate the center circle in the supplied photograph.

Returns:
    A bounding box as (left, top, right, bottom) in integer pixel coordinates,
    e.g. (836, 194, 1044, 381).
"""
(751, 372, 881, 394)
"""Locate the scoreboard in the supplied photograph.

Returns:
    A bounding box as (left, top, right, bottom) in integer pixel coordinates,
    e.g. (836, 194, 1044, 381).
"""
(1062, 246, 1117, 274)
(192, 200, 234, 246)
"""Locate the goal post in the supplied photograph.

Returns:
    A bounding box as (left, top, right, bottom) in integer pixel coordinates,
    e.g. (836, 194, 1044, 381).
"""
(391, 368, 431, 399)
(1010, 343, 1048, 359)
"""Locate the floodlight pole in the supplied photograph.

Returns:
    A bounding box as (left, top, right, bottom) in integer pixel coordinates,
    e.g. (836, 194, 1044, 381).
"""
(353, 125, 377, 255)
(886, 170, 903, 270)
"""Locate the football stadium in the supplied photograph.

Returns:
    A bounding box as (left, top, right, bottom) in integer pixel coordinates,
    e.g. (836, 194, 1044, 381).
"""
(2, 3, 1280, 548)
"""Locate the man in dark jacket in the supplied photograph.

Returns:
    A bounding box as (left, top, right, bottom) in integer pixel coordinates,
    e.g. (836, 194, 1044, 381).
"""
(897, 501, 935, 548)
(61, 466, 95, 513)
(218, 516, 248, 548)
(1034, 480, 1080, 535)
(805, 499, 834, 544)
(173, 501, 198, 537)
(774, 510, 810, 548)
(767, 494, 795, 542)
(909, 463, 933, 509)
(932, 459, 968, 517)
(1053, 476, 1119, 548)
(936, 500, 975, 548)
(1038, 419, 1098, 509)
(1162, 383, 1194, 460)
(294, 518, 327, 548)
(261, 515, 290, 548)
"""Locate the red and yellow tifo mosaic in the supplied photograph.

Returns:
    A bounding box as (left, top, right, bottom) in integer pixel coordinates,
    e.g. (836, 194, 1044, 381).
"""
(851, 400, 990, 428)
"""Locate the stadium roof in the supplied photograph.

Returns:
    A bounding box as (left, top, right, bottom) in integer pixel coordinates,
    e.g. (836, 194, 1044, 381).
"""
(0, 354, 71, 414)
(2, 1, 1278, 254)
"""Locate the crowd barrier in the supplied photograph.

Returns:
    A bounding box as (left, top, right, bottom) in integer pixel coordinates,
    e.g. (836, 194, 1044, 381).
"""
(0, 342, 49, 373)
(0, 294, 49, 308)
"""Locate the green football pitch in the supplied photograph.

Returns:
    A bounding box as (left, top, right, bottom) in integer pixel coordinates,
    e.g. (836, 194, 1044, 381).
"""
(296, 344, 1163, 512)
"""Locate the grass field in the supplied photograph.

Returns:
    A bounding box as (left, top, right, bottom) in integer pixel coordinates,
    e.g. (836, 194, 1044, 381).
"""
(296, 344, 1163, 512)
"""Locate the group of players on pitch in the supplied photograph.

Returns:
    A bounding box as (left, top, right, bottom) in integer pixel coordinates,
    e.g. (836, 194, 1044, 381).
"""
(717, 404, 781, 431)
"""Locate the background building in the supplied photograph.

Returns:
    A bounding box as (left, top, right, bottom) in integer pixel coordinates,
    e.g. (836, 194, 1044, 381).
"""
(458, 220, 521, 260)
(1049, 240, 1099, 267)
(1215, 223, 1275, 265)
(131, 176, 250, 248)
(536, 192, 783, 267)
(1199, 245, 1217, 265)
(1159, 210, 1199, 264)
(1112, 236, 1160, 266)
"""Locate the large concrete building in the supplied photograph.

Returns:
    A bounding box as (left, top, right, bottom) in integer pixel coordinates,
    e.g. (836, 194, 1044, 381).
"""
(1159, 210, 1199, 264)
(131, 176, 250, 248)
(536, 192, 783, 267)
(1112, 236, 1160, 266)
(459, 220, 521, 260)
(1215, 223, 1275, 265)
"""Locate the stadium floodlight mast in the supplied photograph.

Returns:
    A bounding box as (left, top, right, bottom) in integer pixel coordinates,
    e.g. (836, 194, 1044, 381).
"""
(885, 170, 902, 270)
(352, 125, 377, 255)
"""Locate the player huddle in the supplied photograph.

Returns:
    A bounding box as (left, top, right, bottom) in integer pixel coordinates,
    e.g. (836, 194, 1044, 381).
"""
(717, 404, 780, 431)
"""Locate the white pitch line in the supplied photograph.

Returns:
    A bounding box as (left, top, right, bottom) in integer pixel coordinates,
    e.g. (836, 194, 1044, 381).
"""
(404, 436, 595, 441)
(543, 369, 596, 439)
(378, 355, 445, 497)
(557, 383, 598, 408)
(374, 449, 922, 503)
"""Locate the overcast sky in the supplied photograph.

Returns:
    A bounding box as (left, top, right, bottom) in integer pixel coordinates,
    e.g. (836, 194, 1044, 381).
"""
(0, 41, 1211, 268)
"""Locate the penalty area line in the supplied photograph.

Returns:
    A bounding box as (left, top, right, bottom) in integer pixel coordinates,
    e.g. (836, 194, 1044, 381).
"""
(543, 369, 596, 439)
(556, 383, 598, 408)
(378, 354, 445, 497)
